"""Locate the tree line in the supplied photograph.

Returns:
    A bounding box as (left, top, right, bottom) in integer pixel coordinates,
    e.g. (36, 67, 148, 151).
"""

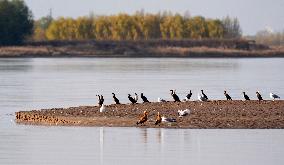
(0, 0, 242, 45)
(34, 12, 242, 41)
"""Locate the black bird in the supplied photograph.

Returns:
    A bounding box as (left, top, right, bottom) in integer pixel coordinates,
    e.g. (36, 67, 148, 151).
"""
(170, 89, 180, 102)
(112, 93, 120, 104)
(186, 90, 192, 100)
(256, 91, 263, 101)
(201, 90, 208, 100)
(100, 95, 104, 105)
(128, 94, 137, 104)
(243, 92, 250, 100)
(141, 93, 150, 103)
(224, 90, 232, 100)
(96, 95, 104, 106)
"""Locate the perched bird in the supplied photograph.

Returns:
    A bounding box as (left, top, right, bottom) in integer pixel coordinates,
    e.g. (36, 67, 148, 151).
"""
(201, 90, 208, 100)
(170, 89, 180, 102)
(112, 93, 120, 104)
(128, 94, 137, 104)
(158, 97, 166, 102)
(161, 116, 177, 122)
(99, 104, 106, 113)
(198, 93, 208, 101)
(186, 90, 192, 100)
(141, 93, 150, 103)
(134, 93, 139, 102)
(154, 112, 162, 125)
(270, 93, 280, 100)
(224, 91, 232, 100)
(256, 91, 263, 101)
(178, 109, 190, 117)
(136, 111, 148, 125)
(243, 92, 250, 100)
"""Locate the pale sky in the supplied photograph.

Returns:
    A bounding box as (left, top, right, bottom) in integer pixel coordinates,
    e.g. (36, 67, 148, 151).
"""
(24, 0, 284, 35)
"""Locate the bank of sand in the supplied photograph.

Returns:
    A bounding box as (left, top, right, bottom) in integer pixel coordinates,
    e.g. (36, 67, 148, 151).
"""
(16, 100, 284, 128)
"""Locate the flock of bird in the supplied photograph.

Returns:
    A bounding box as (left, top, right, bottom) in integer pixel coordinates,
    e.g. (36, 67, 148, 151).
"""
(96, 90, 281, 126)
(97, 90, 280, 106)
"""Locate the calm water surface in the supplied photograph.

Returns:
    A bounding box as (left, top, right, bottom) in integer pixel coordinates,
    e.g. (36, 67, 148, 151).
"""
(0, 58, 284, 165)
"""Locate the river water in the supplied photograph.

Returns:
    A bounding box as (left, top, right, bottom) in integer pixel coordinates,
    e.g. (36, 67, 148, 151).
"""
(0, 58, 284, 165)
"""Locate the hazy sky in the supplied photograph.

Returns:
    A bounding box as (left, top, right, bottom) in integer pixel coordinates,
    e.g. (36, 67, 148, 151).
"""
(24, 0, 284, 35)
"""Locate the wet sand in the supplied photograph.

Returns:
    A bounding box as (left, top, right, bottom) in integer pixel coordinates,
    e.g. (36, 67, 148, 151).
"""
(15, 100, 284, 128)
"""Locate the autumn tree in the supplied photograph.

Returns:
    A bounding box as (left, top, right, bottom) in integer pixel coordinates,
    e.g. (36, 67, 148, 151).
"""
(186, 16, 208, 39)
(207, 19, 224, 38)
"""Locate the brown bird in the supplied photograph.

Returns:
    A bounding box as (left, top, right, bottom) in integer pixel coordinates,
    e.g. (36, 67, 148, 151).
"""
(154, 112, 162, 125)
(136, 111, 148, 125)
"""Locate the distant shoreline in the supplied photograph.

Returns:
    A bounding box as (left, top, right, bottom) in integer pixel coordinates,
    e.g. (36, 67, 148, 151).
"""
(1, 39, 284, 58)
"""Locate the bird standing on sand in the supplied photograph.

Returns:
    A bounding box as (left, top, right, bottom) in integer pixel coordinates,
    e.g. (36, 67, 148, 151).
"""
(141, 93, 150, 103)
(112, 93, 120, 104)
(170, 89, 180, 102)
(198, 93, 207, 101)
(256, 91, 263, 101)
(134, 93, 139, 102)
(270, 93, 280, 100)
(136, 111, 148, 125)
(201, 90, 208, 100)
(96, 95, 104, 106)
(154, 112, 162, 125)
(186, 90, 192, 101)
(224, 91, 232, 100)
(128, 94, 137, 104)
(243, 92, 250, 100)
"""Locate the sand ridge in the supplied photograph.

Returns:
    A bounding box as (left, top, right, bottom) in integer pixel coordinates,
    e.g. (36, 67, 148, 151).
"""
(15, 100, 284, 128)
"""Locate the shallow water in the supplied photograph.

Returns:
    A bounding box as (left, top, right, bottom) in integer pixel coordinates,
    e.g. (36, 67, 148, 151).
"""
(0, 58, 284, 165)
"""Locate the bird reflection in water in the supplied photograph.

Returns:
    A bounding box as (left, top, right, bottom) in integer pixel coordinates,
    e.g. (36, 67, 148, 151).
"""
(141, 128, 148, 144)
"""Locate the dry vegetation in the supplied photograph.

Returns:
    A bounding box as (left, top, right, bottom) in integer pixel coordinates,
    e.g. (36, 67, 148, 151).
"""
(1, 39, 283, 57)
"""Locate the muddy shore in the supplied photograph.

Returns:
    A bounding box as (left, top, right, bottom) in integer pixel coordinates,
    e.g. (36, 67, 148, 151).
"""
(15, 100, 284, 128)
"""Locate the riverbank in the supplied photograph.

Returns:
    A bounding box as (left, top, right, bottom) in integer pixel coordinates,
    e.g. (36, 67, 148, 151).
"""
(1, 39, 284, 57)
(15, 100, 284, 128)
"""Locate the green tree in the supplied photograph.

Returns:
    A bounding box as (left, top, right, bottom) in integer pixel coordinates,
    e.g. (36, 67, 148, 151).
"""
(0, 0, 33, 45)
(222, 16, 242, 38)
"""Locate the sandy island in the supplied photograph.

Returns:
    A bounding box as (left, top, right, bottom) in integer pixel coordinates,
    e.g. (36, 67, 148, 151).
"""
(15, 100, 284, 129)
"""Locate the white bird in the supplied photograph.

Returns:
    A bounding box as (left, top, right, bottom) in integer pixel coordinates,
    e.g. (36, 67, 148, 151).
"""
(158, 97, 166, 102)
(178, 109, 190, 117)
(198, 93, 208, 101)
(99, 104, 106, 112)
(134, 93, 139, 102)
(161, 116, 177, 122)
(270, 93, 280, 100)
